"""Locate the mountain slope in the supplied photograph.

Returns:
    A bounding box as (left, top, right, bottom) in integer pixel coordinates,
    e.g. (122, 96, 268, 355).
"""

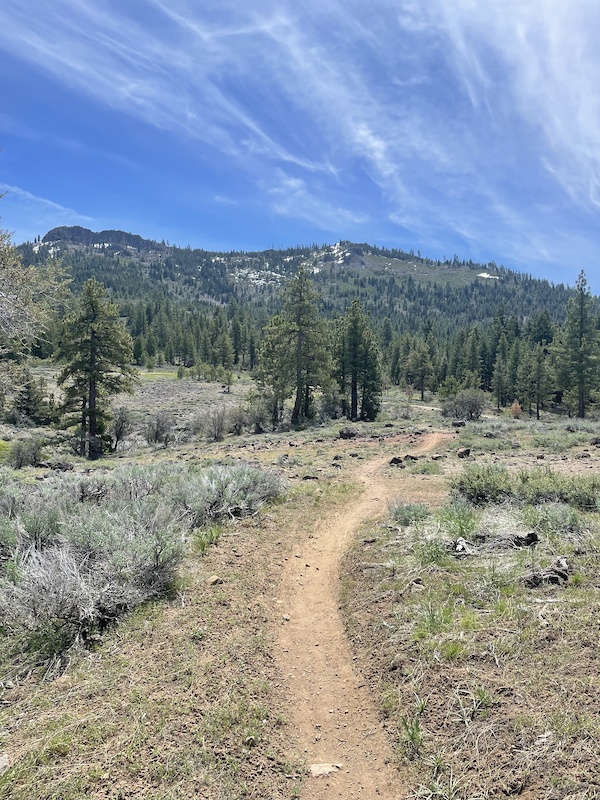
(19, 227, 579, 334)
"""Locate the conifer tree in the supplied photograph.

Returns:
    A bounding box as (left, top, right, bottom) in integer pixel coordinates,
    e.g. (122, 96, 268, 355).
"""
(56, 278, 137, 458)
(253, 314, 294, 426)
(555, 271, 599, 418)
(254, 268, 330, 425)
(282, 267, 329, 424)
(406, 339, 433, 401)
(337, 300, 382, 420)
(531, 343, 553, 420)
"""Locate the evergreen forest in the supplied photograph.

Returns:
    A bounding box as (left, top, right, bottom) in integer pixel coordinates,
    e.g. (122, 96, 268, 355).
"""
(13, 225, 600, 434)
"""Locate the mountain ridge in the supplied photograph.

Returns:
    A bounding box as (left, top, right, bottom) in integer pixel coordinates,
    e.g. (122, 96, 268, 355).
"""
(20, 226, 581, 337)
(42, 226, 167, 253)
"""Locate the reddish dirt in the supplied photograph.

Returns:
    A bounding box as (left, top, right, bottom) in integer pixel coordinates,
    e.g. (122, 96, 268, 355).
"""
(277, 433, 452, 799)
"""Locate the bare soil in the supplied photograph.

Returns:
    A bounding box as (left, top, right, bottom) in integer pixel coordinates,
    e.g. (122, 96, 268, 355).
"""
(2, 385, 599, 799)
(277, 433, 453, 798)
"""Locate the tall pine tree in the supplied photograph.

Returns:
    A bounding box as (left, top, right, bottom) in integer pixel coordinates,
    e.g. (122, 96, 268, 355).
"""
(56, 278, 137, 458)
(555, 271, 599, 418)
(283, 267, 329, 424)
(337, 300, 382, 420)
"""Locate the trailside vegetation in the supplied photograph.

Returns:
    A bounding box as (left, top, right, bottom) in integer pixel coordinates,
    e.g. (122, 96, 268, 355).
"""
(0, 462, 284, 673)
(55, 278, 137, 458)
(12, 225, 600, 421)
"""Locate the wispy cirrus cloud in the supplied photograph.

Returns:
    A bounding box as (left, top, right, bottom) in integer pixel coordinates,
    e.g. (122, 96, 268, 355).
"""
(0, 183, 93, 240)
(1, 0, 600, 284)
(265, 169, 369, 231)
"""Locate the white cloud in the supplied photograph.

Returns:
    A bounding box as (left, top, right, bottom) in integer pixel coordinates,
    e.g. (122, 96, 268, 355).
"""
(265, 170, 369, 230)
(0, 183, 93, 241)
(417, 1, 600, 208)
(213, 194, 238, 205)
(1, 0, 600, 272)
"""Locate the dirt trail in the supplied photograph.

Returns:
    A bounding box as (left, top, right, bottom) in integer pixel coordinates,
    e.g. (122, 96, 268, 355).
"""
(277, 432, 449, 799)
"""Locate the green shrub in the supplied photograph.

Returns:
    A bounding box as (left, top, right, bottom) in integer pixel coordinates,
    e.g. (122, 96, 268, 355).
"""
(440, 500, 479, 539)
(8, 438, 44, 469)
(409, 461, 442, 475)
(454, 464, 600, 511)
(391, 501, 430, 527)
(440, 389, 487, 420)
(531, 433, 587, 452)
(514, 468, 600, 510)
(175, 465, 284, 526)
(451, 464, 512, 505)
(520, 503, 584, 536)
(413, 539, 448, 565)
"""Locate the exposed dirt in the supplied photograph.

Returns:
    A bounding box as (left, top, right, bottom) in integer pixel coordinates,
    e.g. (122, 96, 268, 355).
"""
(277, 433, 453, 798)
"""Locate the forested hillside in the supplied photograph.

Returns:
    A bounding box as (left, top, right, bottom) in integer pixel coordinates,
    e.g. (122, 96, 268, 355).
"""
(16, 226, 600, 425)
(20, 226, 577, 332)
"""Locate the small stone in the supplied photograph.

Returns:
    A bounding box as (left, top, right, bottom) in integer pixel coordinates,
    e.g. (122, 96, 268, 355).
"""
(0, 754, 8, 774)
(208, 575, 223, 585)
(388, 655, 404, 672)
(457, 447, 470, 458)
(309, 763, 343, 778)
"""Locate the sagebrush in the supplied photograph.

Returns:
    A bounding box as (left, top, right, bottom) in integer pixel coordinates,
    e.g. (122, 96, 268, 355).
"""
(0, 463, 284, 669)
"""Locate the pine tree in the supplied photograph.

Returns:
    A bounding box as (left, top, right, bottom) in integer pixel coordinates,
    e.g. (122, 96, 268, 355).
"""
(532, 343, 553, 420)
(337, 300, 382, 420)
(406, 339, 433, 401)
(555, 271, 599, 418)
(254, 268, 330, 425)
(282, 267, 329, 424)
(253, 314, 294, 426)
(56, 278, 137, 458)
(492, 353, 509, 410)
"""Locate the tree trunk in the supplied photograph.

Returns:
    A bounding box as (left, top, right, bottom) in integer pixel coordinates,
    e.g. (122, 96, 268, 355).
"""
(79, 398, 87, 458)
(87, 329, 101, 458)
(350, 372, 358, 420)
(291, 329, 304, 425)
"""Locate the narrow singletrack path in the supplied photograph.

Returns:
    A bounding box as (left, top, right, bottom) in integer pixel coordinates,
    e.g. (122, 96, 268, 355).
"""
(277, 433, 449, 799)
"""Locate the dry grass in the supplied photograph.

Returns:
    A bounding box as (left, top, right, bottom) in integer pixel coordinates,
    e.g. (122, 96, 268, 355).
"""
(1, 518, 270, 798)
(0, 435, 356, 799)
(342, 480, 600, 799)
(2, 375, 600, 799)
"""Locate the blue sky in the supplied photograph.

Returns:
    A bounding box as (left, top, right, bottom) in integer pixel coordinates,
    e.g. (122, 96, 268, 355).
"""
(2, 1, 600, 289)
